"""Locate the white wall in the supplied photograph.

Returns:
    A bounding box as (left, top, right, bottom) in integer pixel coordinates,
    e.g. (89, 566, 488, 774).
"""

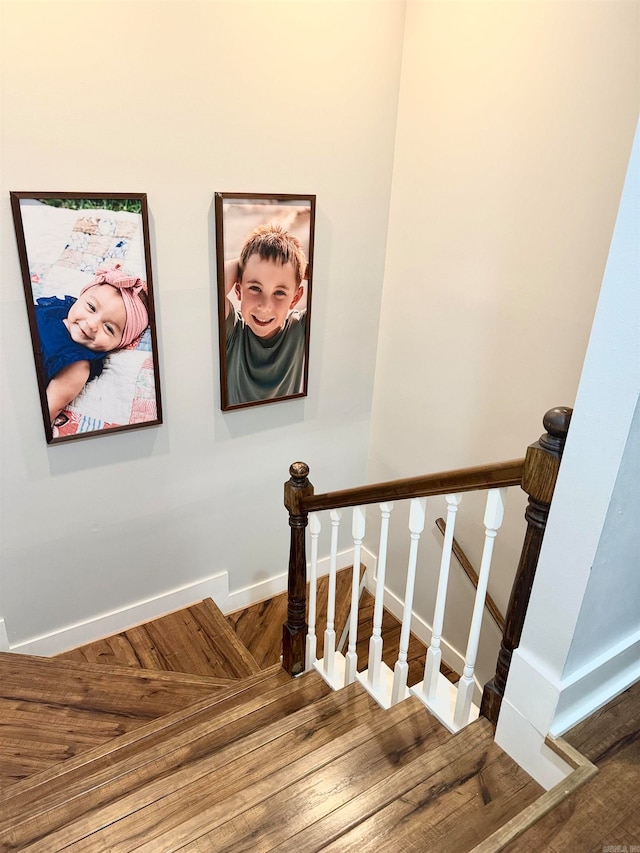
(496, 121, 640, 788)
(366, 0, 639, 683)
(1, 0, 638, 667)
(563, 397, 639, 676)
(0, 1, 405, 647)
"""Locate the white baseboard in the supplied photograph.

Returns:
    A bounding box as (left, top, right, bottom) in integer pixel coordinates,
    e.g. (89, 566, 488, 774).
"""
(496, 631, 640, 788)
(8, 573, 229, 657)
(0, 619, 9, 652)
(549, 629, 640, 737)
(495, 699, 573, 790)
(4, 547, 375, 658)
(224, 546, 375, 615)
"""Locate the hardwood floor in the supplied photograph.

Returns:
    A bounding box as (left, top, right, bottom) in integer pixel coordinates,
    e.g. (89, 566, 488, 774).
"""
(56, 567, 456, 687)
(503, 679, 640, 852)
(58, 599, 261, 678)
(227, 565, 366, 669)
(0, 652, 239, 787)
(0, 567, 451, 795)
(0, 584, 640, 853)
(0, 676, 542, 852)
(227, 567, 458, 685)
(2, 583, 635, 851)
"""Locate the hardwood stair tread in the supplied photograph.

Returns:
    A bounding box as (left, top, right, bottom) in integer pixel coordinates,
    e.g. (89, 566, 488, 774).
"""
(3, 650, 238, 688)
(311, 719, 543, 853)
(5, 678, 384, 853)
(60, 696, 534, 853)
(0, 651, 245, 788)
(156, 696, 450, 853)
(227, 565, 365, 669)
(0, 593, 556, 852)
(0, 669, 333, 847)
(57, 598, 262, 679)
(0, 598, 268, 788)
(128, 711, 538, 853)
(0, 664, 287, 811)
(12, 688, 445, 853)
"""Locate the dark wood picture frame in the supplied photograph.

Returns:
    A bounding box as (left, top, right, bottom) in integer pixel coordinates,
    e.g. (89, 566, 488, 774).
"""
(10, 192, 163, 444)
(215, 192, 315, 411)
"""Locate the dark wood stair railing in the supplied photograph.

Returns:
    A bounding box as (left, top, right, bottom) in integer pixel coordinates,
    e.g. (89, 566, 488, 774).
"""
(283, 407, 572, 722)
(282, 462, 314, 676)
(282, 459, 524, 676)
(481, 406, 572, 723)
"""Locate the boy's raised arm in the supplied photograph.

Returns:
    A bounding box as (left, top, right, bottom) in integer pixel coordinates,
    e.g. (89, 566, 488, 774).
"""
(46, 360, 90, 424)
(224, 259, 240, 319)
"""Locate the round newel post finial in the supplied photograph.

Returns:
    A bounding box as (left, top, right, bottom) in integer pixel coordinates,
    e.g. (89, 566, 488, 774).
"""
(289, 461, 310, 481)
(540, 406, 572, 454)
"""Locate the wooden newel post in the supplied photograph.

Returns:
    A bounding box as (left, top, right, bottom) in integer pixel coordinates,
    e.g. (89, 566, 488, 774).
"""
(282, 462, 314, 676)
(481, 406, 572, 724)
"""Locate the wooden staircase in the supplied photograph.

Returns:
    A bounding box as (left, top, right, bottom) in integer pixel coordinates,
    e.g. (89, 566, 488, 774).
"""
(0, 595, 548, 852)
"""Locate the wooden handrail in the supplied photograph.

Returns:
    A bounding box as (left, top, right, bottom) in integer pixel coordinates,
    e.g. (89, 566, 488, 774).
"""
(300, 459, 525, 514)
(282, 457, 523, 678)
(435, 517, 505, 632)
(283, 406, 572, 707)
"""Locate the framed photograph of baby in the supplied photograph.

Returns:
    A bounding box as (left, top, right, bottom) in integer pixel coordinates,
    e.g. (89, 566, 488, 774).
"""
(215, 192, 316, 411)
(10, 192, 163, 444)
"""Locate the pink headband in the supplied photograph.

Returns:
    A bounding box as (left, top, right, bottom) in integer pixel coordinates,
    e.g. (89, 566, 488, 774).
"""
(82, 264, 149, 349)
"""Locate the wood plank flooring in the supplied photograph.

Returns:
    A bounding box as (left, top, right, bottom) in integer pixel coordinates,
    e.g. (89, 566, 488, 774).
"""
(315, 719, 541, 853)
(227, 568, 458, 685)
(0, 671, 330, 850)
(1, 681, 542, 853)
(503, 679, 640, 853)
(2, 573, 454, 793)
(58, 599, 261, 678)
(56, 568, 457, 687)
(0, 652, 237, 788)
(1, 599, 265, 791)
(4, 582, 634, 852)
(227, 565, 366, 669)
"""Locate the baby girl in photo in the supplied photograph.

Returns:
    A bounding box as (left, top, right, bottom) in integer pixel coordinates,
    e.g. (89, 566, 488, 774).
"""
(35, 263, 149, 424)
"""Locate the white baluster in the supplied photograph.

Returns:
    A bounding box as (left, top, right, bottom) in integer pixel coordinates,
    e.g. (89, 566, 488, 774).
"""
(321, 509, 342, 683)
(305, 512, 321, 672)
(367, 502, 393, 692)
(344, 506, 366, 685)
(453, 488, 506, 729)
(391, 497, 426, 705)
(421, 494, 462, 699)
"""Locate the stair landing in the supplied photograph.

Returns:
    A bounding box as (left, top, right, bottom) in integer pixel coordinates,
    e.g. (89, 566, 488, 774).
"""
(57, 598, 261, 678)
(0, 594, 550, 852)
(15, 595, 638, 851)
(0, 598, 263, 789)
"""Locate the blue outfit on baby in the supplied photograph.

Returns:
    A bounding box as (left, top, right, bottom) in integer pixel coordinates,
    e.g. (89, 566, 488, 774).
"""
(35, 295, 106, 385)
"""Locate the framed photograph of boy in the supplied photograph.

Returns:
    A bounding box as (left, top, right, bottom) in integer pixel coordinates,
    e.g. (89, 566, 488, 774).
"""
(10, 192, 163, 445)
(215, 192, 315, 411)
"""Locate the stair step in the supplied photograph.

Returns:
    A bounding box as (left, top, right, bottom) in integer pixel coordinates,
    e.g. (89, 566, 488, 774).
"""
(228, 565, 364, 668)
(25, 691, 447, 853)
(285, 718, 542, 853)
(57, 598, 262, 679)
(1, 650, 238, 697)
(0, 593, 549, 852)
(0, 669, 333, 850)
(0, 651, 238, 787)
(138, 697, 451, 853)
